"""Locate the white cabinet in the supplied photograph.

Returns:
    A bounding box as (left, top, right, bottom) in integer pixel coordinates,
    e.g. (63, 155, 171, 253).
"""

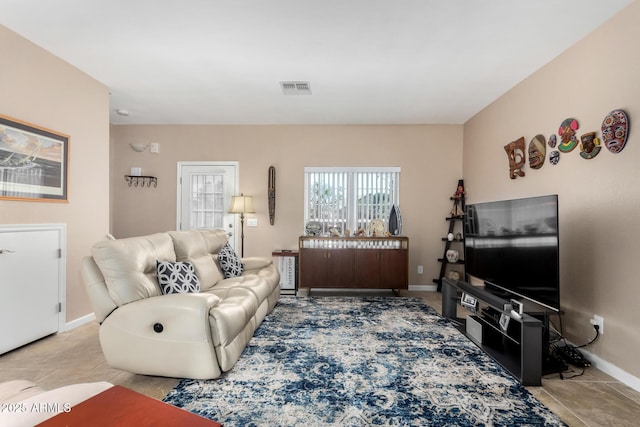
(0, 224, 66, 354)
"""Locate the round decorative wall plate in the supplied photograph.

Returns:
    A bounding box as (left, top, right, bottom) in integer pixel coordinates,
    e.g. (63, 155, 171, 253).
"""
(601, 109, 630, 154)
(550, 150, 560, 165)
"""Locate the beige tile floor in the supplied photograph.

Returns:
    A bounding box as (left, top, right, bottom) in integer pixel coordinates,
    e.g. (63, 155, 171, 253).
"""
(1, 290, 639, 426)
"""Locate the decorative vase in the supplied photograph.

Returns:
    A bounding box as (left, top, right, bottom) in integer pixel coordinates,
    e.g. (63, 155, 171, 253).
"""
(446, 249, 459, 263)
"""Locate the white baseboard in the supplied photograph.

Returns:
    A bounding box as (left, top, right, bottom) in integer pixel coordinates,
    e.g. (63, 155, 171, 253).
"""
(579, 347, 640, 393)
(409, 284, 438, 292)
(64, 312, 96, 331)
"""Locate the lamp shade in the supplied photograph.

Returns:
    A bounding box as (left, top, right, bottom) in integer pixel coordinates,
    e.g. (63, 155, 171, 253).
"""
(229, 194, 255, 214)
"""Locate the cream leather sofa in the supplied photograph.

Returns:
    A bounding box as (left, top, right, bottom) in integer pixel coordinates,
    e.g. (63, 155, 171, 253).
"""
(81, 229, 280, 380)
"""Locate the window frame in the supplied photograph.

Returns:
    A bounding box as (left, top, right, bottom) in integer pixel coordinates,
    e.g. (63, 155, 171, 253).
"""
(303, 166, 401, 235)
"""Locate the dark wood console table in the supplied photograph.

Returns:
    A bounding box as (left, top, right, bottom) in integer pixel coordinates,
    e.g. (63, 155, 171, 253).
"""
(298, 236, 408, 291)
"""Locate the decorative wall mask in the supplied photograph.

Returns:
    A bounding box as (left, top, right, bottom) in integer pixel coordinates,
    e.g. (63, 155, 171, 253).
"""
(548, 134, 557, 148)
(268, 166, 276, 225)
(558, 118, 580, 152)
(528, 134, 546, 169)
(601, 109, 630, 153)
(549, 151, 560, 165)
(504, 137, 526, 179)
(579, 132, 602, 159)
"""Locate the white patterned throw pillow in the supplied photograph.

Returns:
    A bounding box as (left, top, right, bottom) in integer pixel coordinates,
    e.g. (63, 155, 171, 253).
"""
(218, 242, 244, 278)
(156, 261, 201, 294)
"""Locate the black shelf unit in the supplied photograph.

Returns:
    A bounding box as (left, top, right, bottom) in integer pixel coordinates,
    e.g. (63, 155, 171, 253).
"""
(433, 180, 465, 291)
(441, 278, 543, 386)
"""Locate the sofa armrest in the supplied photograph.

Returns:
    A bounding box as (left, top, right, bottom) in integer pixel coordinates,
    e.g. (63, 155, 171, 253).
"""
(241, 257, 272, 270)
(102, 293, 220, 343)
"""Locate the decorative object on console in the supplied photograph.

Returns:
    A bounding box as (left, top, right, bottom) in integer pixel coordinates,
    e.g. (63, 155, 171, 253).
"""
(528, 134, 546, 169)
(601, 109, 630, 154)
(218, 242, 244, 278)
(460, 292, 477, 312)
(504, 137, 526, 179)
(447, 233, 454, 241)
(368, 219, 385, 237)
(268, 166, 276, 225)
(388, 204, 403, 235)
(548, 134, 557, 148)
(0, 114, 69, 202)
(579, 131, 602, 159)
(156, 261, 200, 294)
(499, 313, 510, 332)
(305, 221, 322, 236)
(549, 150, 560, 165)
(558, 118, 580, 152)
(446, 249, 459, 263)
(229, 193, 255, 257)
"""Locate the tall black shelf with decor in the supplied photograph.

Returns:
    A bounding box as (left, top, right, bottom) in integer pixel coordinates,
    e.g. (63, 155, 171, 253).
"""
(433, 179, 465, 291)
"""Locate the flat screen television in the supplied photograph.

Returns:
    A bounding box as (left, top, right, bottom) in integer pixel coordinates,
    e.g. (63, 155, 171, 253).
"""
(463, 195, 560, 312)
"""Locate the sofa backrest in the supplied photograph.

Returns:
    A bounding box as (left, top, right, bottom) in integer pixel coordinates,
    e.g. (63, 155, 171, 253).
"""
(169, 229, 228, 290)
(91, 233, 176, 307)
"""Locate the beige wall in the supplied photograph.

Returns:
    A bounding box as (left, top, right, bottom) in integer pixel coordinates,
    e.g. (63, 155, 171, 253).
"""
(110, 125, 463, 287)
(463, 2, 640, 378)
(0, 25, 110, 322)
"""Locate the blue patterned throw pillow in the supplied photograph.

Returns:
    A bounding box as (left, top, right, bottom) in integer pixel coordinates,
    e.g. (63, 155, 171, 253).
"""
(157, 261, 201, 294)
(218, 242, 244, 278)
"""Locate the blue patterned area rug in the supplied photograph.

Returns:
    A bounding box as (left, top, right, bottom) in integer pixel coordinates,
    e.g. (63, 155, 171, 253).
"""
(163, 296, 566, 426)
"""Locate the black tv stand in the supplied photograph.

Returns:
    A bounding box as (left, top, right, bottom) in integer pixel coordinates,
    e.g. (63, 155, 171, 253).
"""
(442, 278, 543, 386)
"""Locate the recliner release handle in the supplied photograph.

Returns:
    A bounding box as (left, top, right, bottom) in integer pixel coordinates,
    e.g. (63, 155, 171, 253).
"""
(153, 323, 164, 333)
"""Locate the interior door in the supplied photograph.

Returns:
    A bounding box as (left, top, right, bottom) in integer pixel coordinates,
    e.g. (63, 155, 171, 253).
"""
(0, 225, 64, 355)
(177, 162, 238, 248)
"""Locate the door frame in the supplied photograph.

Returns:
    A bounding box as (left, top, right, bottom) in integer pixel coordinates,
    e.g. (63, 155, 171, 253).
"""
(176, 161, 239, 248)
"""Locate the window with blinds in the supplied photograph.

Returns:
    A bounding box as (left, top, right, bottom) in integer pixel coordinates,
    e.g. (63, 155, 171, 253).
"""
(304, 167, 400, 235)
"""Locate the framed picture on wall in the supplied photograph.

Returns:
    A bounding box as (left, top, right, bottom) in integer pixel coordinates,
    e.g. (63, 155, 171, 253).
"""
(0, 114, 69, 202)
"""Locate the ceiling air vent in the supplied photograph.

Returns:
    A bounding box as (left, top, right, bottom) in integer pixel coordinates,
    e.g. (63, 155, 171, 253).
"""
(280, 81, 312, 95)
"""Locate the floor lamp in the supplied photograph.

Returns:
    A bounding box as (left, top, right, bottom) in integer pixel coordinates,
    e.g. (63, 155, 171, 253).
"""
(229, 193, 255, 257)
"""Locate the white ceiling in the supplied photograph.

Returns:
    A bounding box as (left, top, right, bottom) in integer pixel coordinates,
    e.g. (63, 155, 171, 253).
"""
(0, 0, 633, 125)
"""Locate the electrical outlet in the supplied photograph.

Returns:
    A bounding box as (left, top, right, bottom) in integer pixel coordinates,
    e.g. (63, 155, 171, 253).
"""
(247, 218, 258, 227)
(590, 315, 604, 335)
(417, 265, 424, 275)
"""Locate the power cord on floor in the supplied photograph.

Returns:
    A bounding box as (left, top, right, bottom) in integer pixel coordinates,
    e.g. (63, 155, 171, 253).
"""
(549, 324, 600, 377)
